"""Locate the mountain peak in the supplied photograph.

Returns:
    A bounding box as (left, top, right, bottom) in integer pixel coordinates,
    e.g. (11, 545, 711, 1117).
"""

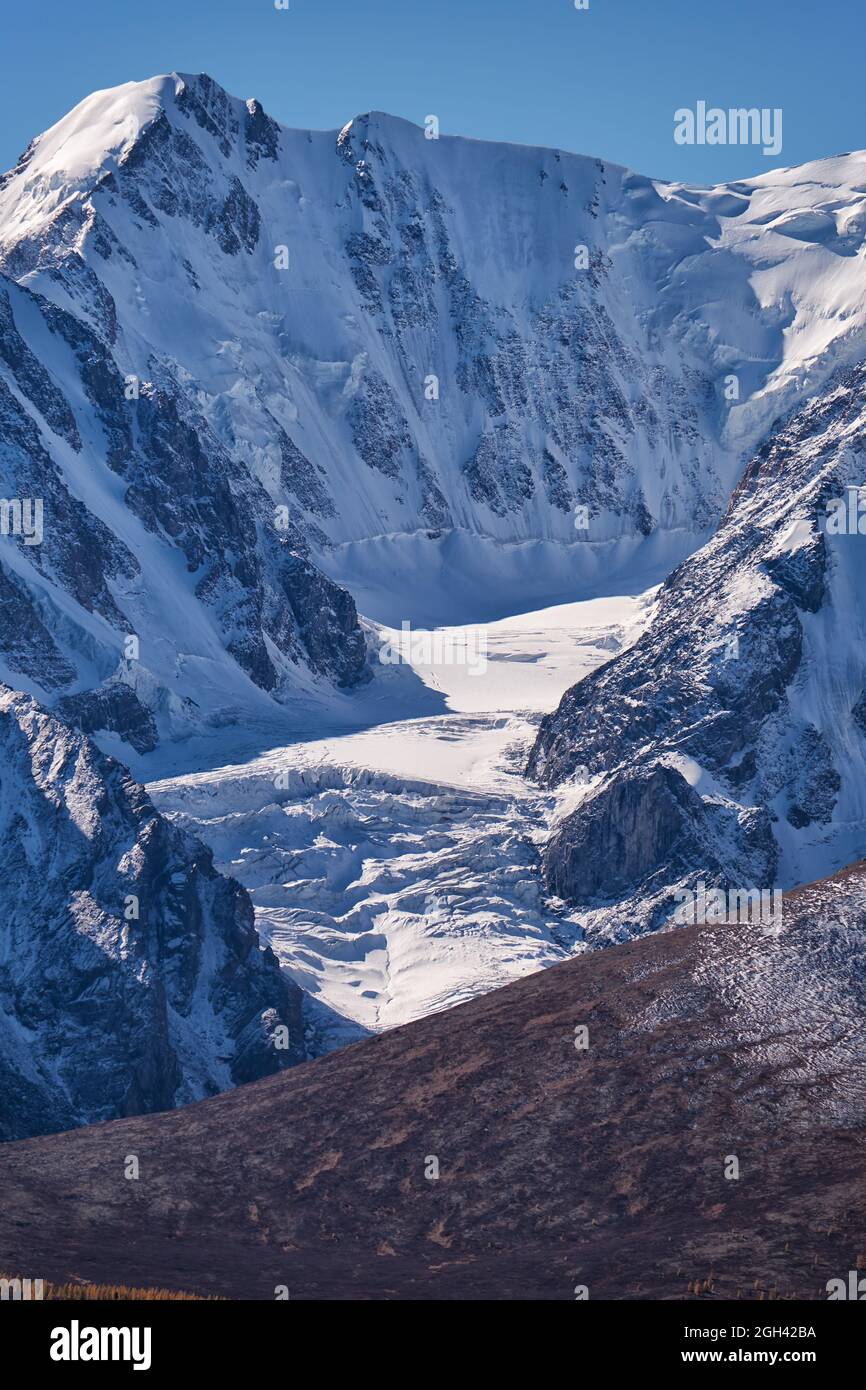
(20, 74, 177, 178)
(0, 72, 268, 241)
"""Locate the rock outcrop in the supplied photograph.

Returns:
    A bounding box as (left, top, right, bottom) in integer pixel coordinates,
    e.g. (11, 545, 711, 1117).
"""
(0, 686, 304, 1142)
(530, 361, 866, 931)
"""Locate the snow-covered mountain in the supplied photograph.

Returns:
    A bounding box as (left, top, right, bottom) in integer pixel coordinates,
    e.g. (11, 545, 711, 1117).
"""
(5, 72, 866, 753)
(530, 360, 866, 937)
(0, 684, 304, 1142)
(4, 72, 866, 1121)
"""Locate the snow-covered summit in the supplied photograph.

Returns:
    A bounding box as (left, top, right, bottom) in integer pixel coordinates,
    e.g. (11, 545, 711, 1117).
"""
(3, 72, 866, 748)
(0, 76, 177, 233)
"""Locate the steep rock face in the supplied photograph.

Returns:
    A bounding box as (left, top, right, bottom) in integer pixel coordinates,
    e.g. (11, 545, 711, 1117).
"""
(530, 361, 866, 931)
(56, 683, 159, 754)
(0, 686, 304, 1142)
(543, 764, 776, 905)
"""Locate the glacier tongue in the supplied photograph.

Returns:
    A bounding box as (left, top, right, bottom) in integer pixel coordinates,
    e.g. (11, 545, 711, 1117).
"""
(148, 591, 650, 1038)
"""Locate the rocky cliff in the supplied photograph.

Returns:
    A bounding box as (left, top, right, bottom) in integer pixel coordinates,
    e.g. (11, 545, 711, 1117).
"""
(530, 361, 866, 934)
(0, 685, 304, 1142)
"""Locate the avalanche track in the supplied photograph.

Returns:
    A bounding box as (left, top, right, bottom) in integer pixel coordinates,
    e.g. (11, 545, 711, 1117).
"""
(148, 590, 651, 1046)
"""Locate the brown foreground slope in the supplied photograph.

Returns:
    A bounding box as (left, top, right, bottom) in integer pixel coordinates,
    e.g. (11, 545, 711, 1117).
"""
(1, 867, 865, 1300)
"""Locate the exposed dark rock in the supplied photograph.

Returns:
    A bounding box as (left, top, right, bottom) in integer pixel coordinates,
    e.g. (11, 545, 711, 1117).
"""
(175, 73, 237, 160)
(0, 278, 80, 447)
(464, 425, 535, 517)
(347, 368, 413, 479)
(782, 725, 841, 829)
(244, 98, 281, 167)
(763, 531, 827, 612)
(57, 683, 159, 754)
(529, 360, 866, 909)
(0, 376, 138, 626)
(209, 175, 261, 256)
(281, 553, 368, 688)
(38, 289, 132, 466)
(0, 687, 304, 1143)
(542, 763, 775, 910)
(0, 562, 76, 690)
(543, 765, 712, 902)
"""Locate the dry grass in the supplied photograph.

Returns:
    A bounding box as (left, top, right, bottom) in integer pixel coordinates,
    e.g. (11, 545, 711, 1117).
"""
(1, 1274, 223, 1301)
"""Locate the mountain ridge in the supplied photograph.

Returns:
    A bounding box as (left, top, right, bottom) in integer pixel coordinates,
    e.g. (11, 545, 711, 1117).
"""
(1, 858, 863, 1298)
(4, 73, 866, 747)
(529, 351, 866, 932)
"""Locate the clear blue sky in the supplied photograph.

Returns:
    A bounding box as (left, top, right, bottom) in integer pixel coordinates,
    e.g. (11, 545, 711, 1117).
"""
(1, 0, 863, 183)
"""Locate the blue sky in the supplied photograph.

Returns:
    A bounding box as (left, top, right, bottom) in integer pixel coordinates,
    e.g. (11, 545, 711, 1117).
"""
(1, 0, 862, 182)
